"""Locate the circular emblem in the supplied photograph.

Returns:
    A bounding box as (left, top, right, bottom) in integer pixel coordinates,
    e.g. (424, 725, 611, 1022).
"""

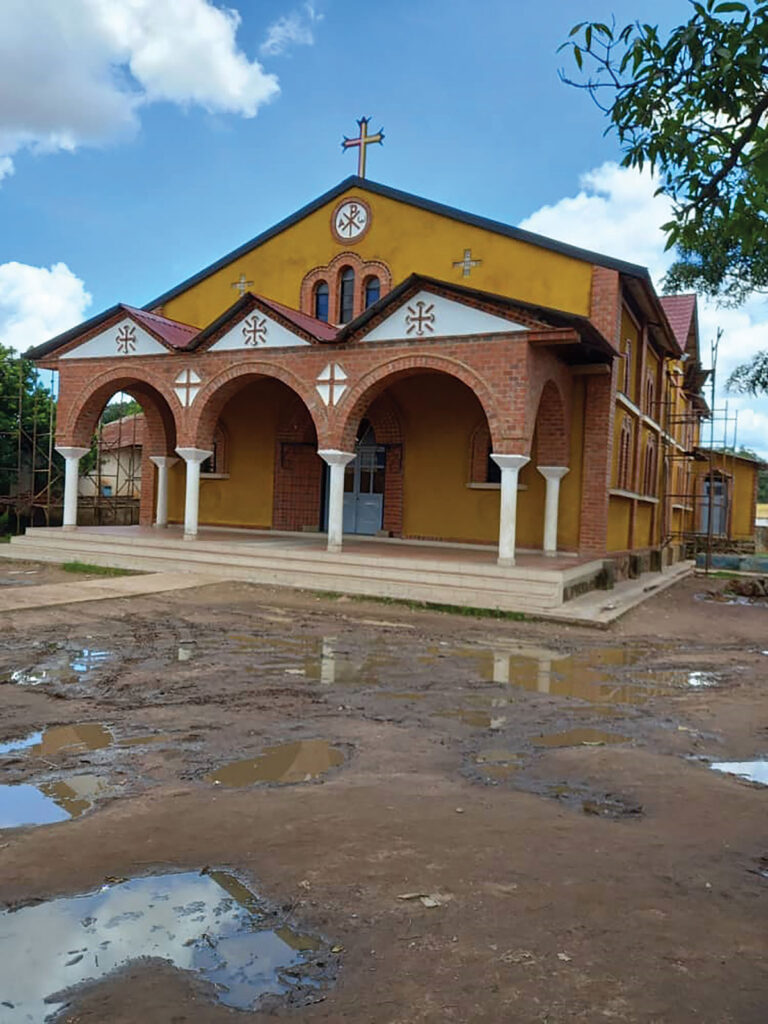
(331, 198, 371, 244)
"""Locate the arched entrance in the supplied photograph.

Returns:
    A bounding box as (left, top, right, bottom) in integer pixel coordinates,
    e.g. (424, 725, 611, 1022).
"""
(340, 419, 386, 535)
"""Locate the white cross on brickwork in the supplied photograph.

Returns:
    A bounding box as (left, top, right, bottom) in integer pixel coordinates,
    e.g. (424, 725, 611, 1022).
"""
(452, 248, 482, 278)
(231, 272, 254, 296)
(405, 299, 436, 337)
(316, 363, 348, 407)
(115, 324, 137, 354)
(174, 368, 201, 408)
(242, 315, 268, 346)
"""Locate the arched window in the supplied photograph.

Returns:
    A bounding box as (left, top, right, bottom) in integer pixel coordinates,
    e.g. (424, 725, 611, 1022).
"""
(622, 339, 633, 396)
(643, 435, 657, 494)
(617, 418, 633, 490)
(201, 423, 228, 477)
(364, 276, 381, 308)
(313, 281, 329, 322)
(339, 267, 355, 324)
(645, 372, 656, 418)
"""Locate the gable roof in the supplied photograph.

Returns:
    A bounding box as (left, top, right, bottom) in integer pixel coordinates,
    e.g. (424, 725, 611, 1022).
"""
(659, 294, 697, 351)
(28, 303, 197, 360)
(338, 274, 614, 359)
(142, 176, 656, 312)
(190, 291, 337, 350)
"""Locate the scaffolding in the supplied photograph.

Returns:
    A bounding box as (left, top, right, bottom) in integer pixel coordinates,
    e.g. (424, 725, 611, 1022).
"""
(0, 360, 61, 532)
(0, 365, 142, 533)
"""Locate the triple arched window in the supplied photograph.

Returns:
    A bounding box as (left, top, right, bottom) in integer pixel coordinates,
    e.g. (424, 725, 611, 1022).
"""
(301, 256, 392, 324)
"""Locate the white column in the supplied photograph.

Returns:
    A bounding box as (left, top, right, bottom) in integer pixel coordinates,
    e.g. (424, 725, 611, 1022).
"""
(318, 449, 356, 553)
(55, 446, 90, 530)
(149, 456, 179, 528)
(537, 466, 569, 556)
(490, 453, 530, 567)
(175, 447, 212, 539)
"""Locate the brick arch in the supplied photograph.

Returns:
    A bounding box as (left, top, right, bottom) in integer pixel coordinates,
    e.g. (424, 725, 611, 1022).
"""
(335, 355, 501, 451)
(185, 361, 327, 450)
(300, 252, 392, 323)
(61, 368, 178, 455)
(531, 379, 569, 467)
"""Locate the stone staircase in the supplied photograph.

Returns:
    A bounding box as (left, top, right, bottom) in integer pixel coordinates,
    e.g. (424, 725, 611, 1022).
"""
(1, 527, 607, 614)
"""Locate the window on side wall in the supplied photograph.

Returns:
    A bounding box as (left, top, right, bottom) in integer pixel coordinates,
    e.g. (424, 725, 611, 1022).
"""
(622, 340, 633, 397)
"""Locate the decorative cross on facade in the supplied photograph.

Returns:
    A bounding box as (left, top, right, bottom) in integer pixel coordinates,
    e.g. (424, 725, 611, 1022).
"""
(405, 299, 436, 337)
(316, 363, 348, 407)
(174, 368, 201, 408)
(115, 324, 137, 354)
(231, 272, 254, 297)
(242, 315, 268, 346)
(452, 248, 482, 278)
(341, 117, 384, 177)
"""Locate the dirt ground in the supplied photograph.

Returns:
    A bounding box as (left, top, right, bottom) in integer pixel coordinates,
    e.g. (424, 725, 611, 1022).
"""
(0, 571, 766, 1023)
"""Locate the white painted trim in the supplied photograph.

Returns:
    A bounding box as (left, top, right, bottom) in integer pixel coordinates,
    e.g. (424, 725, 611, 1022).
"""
(209, 310, 311, 351)
(466, 483, 528, 491)
(361, 290, 529, 343)
(60, 318, 167, 359)
(609, 488, 660, 504)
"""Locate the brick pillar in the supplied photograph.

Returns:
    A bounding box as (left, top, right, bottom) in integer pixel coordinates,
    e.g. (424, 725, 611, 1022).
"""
(589, 266, 621, 350)
(579, 368, 617, 556)
(139, 450, 155, 528)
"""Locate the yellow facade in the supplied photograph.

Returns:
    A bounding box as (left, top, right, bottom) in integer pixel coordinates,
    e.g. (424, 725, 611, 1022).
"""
(161, 188, 593, 329)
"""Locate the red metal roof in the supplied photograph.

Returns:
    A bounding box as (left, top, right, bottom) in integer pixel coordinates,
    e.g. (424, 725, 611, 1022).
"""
(122, 306, 199, 349)
(99, 413, 146, 447)
(256, 295, 339, 342)
(659, 294, 696, 352)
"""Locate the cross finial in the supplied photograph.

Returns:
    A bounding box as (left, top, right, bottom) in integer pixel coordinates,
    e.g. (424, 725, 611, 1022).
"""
(341, 116, 384, 178)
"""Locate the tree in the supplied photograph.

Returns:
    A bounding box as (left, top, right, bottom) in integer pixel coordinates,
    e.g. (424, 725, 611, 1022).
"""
(0, 344, 61, 525)
(560, 1, 768, 305)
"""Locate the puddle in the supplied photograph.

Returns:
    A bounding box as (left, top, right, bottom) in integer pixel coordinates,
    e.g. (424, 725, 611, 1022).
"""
(207, 740, 344, 787)
(0, 869, 333, 1020)
(0, 723, 167, 759)
(0, 774, 113, 827)
(473, 749, 524, 779)
(228, 634, 386, 686)
(540, 782, 643, 818)
(531, 728, 631, 748)
(6, 648, 114, 687)
(437, 710, 507, 730)
(710, 760, 768, 785)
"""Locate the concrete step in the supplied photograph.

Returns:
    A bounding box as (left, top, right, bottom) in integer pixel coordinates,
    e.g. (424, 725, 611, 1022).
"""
(1, 530, 604, 613)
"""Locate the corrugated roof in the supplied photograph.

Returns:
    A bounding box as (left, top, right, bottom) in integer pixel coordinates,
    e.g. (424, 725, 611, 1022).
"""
(99, 413, 146, 447)
(659, 294, 696, 351)
(257, 296, 338, 341)
(122, 306, 198, 349)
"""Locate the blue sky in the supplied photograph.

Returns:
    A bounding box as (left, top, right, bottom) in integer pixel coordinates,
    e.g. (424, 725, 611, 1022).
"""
(0, 0, 765, 454)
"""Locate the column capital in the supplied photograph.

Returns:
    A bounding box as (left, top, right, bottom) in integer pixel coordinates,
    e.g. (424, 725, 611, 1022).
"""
(175, 447, 212, 464)
(537, 465, 569, 481)
(318, 448, 356, 468)
(55, 445, 90, 460)
(490, 453, 529, 473)
(150, 455, 180, 469)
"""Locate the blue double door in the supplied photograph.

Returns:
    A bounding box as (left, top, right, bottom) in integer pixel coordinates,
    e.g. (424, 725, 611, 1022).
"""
(342, 443, 386, 535)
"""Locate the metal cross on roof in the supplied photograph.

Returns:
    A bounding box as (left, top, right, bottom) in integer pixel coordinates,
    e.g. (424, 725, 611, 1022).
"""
(452, 249, 482, 278)
(231, 272, 254, 297)
(341, 117, 384, 178)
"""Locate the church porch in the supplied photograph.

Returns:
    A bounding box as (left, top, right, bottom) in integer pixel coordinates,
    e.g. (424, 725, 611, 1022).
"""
(1, 524, 607, 615)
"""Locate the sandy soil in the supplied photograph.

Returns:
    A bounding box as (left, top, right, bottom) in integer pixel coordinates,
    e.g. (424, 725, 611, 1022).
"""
(0, 573, 766, 1023)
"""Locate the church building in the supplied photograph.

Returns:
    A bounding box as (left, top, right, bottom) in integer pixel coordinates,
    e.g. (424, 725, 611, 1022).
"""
(25, 160, 711, 605)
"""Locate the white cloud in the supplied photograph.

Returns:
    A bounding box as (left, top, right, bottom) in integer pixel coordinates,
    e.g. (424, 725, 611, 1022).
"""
(520, 163, 768, 459)
(0, 262, 92, 353)
(0, 0, 280, 179)
(260, 3, 322, 57)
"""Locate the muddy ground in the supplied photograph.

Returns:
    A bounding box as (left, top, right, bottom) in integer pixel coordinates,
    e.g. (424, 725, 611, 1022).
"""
(0, 571, 766, 1022)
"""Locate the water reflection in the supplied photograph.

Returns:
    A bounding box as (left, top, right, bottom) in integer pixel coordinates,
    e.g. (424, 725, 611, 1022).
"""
(710, 760, 768, 785)
(0, 870, 329, 1020)
(207, 740, 344, 787)
(7, 648, 113, 687)
(531, 728, 631, 748)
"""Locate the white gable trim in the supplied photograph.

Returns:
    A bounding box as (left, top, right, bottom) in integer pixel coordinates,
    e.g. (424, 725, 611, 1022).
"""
(60, 318, 167, 359)
(361, 291, 528, 343)
(209, 310, 310, 351)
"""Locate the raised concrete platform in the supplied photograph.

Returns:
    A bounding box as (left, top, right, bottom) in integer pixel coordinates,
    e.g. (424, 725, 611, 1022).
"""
(2, 525, 606, 615)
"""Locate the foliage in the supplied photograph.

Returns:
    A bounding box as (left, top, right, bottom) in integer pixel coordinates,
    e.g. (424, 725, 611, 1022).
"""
(61, 561, 136, 576)
(0, 344, 61, 499)
(101, 398, 142, 424)
(727, 349, 768, 393)
(561, 1, 768, 303)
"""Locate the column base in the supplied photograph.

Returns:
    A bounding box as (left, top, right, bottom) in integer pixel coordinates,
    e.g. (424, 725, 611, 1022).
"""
(326, 542, 342, 554)
(497, 555, 515, 568)
(544, 549, 557, 557)
(153, 522, 168, 529)
(183, 532, 197, 541)
(61, 524, 77, 532)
